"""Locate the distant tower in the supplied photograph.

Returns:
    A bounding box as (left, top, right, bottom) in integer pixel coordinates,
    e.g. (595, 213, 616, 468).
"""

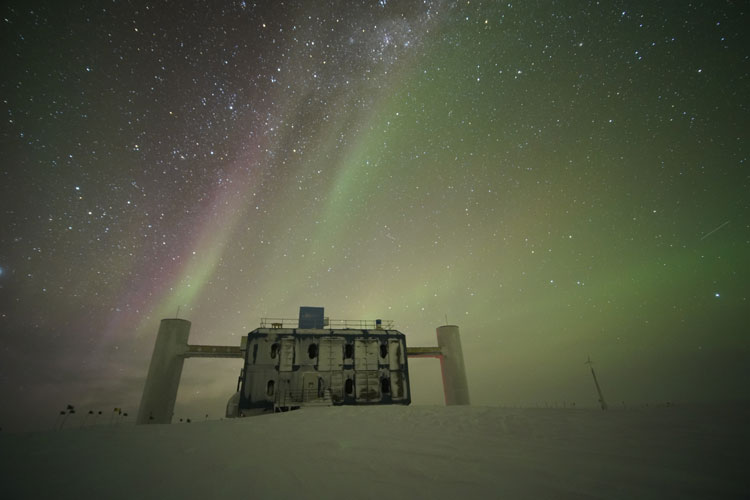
(436, 325, 470, 405)
(585, 356, 608, 410)
(136, 319, 191, 424)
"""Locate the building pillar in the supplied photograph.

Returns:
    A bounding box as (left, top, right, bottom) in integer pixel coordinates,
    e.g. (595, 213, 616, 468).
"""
(136, 319, 191, 424)
(436, 325, 470, 405)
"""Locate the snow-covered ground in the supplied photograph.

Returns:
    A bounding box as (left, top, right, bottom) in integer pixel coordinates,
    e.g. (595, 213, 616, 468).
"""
(1, 404, 747, 499)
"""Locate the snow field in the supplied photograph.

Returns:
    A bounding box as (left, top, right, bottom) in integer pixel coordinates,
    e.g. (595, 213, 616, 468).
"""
(1, 404, 746, 499)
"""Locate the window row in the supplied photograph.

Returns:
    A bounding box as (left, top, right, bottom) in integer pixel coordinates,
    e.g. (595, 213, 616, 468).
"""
(268, 341, 392, 360)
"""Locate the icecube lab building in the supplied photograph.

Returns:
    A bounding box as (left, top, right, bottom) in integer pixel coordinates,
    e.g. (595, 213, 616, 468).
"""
(230, 307, 410, 415)
(136, 307, 469, 424)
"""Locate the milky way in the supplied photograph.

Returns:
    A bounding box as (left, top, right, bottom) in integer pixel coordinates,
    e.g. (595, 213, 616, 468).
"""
(1, 1, 747, 431)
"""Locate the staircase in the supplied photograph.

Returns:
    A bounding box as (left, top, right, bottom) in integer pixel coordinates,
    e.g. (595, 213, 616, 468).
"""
(274, 388, 333, 412)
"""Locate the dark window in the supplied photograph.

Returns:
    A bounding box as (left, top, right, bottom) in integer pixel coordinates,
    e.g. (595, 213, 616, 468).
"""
(344, 344, 354, 359)
(380, 343, 388, 358)
(345, 378, 353, 395)
(308, 343, 318, 359)
(266, 380, 275, 396)
(270, 343, 279, 359)
(381, 378, 390, 394)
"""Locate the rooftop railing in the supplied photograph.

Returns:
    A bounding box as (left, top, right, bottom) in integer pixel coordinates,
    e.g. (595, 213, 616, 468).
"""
(259, 318, 394, 330)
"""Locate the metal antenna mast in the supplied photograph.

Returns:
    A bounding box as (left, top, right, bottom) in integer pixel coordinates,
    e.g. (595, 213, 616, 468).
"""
(585, 355, 608, 410)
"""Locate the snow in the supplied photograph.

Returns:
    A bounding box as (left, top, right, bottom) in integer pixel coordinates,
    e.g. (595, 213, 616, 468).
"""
(1, 404, 746, 499)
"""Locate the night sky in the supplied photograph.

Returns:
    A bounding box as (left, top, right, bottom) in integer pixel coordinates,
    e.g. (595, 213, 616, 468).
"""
(1, 1, 747, 431)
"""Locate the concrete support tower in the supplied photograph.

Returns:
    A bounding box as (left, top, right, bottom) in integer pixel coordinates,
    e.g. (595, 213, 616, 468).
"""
(436, 325, 470, 405)
(136, 319, 191, 424)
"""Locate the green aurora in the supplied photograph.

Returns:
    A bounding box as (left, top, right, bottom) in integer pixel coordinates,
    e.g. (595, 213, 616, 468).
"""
(0, 1, 746, 430)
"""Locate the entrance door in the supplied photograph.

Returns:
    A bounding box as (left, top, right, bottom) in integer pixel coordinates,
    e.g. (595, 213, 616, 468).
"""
(355, 371, 380, 401)
(329, 372, 344, 402)
(302, 372, 321, 401)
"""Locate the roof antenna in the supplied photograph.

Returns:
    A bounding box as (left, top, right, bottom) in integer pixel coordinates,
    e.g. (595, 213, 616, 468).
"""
(176, 306, 181, 318)
(444, 314, 448, 325)
(585, 355, 608, 410)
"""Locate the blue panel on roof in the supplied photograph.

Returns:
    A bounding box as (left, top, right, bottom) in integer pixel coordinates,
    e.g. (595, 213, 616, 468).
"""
(299, 306, 325, 329)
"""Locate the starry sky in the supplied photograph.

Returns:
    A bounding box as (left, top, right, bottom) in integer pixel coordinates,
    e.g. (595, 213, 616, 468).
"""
(1, 1, 747, 431)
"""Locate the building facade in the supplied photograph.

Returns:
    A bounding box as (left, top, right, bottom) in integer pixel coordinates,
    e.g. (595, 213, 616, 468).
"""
(230, 323, 411, 415)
